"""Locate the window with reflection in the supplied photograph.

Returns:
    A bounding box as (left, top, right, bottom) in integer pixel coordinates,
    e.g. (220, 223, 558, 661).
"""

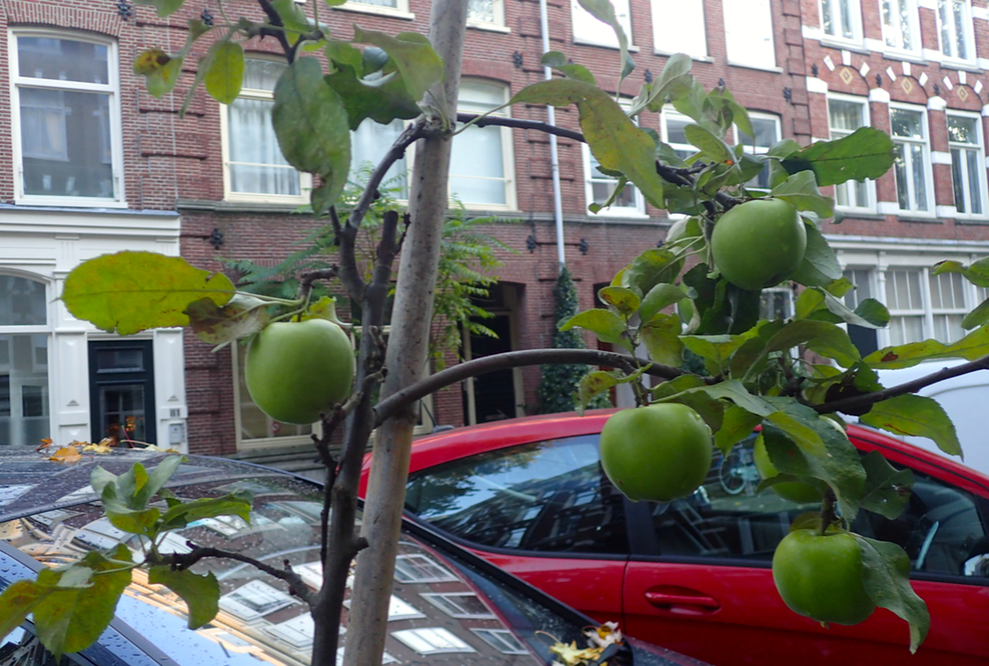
(0, 276, 49, 447)
(450, 81, 515, 208)
(828, 96, 873, 210)
(947, 114, 986, 217)
(938, 0, 974, 61)
(12, 34, 120, 203)
(890, 106, 932, 214)
(820, 0, 862, 42)
(881, 0, 919, 52)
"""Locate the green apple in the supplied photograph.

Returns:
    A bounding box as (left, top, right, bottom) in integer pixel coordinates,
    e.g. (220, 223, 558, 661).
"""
(772, 529, 876, 625)
(711, 198, 806, 291)
(600, 404, 713, 502)
(245, 318, 355, 425)
(753, 434, 822, 504)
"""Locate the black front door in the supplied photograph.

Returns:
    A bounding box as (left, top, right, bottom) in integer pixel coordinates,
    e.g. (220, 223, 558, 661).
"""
(88, 340, 156, 446)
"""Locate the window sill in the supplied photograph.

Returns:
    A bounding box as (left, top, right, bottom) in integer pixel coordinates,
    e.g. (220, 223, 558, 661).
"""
(725, 60, 783, 74)
(819, 38, 868, 54)
(14, 196, 128, 209)
(573, 38, 640, 52)
(896, 214, 942, 223)
(332, 3, 415, 20)
(938, 58, 981, 73)
(835, 210, 885, 221)
(177, 198, 308, 213)
(589, 210, 648, 219)
(881, 49, 926, 64)
(653, 50, 712, 63)
(467, 21, 510, 34)
(955, 217, 989, 225)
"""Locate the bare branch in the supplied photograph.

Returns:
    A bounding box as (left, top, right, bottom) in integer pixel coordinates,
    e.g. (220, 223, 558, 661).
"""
(297, 267, 340, 303)
(815, 354, 989, 415)
(256, 0, 296, 61)
(373, 348, 687, 427)
(455, 113, 741, 211)
(158, 546, 314, 606)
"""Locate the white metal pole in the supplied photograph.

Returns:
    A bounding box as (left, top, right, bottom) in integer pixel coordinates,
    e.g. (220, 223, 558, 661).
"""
(539, 0, 566, 270)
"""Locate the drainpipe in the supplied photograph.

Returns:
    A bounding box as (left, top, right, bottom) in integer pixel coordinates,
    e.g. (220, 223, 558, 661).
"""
(539, 0, 566, 270)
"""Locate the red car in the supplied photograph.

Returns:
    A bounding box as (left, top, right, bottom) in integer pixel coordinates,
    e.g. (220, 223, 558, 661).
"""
(360, 411, 989, 666)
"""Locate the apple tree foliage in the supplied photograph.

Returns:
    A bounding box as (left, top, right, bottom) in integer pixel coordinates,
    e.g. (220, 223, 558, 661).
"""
(3, 0, 989, 661)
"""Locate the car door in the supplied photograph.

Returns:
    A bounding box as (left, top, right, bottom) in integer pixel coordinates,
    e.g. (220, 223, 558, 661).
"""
(404, 433, 630, 627)
(622, 436, 989, 666)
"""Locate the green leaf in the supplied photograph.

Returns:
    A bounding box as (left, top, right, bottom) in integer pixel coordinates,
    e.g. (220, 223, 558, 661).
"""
(273, 57, 351, 209)
(860, 394, 962, 457)
(511, 79, 665, 207)
(324, 63, 424, 130)
(352, 27, 444, 103)
(147, 56, 183, 98)
(598, 286, 640, 317)
(204, 41, 244, 104)
(622, 248, 681, 296)
(852, 534, 930, 653)
(159, 492, 254, 531)
(639, 283, 686, 323)
(632, 52, 692, 115)
(782, 127, 896, 186)
(578, 370, 620, 410)
(761, 416, 866, 520)
(714, 406, 761, 456)
(858, 451, 914, 519)
(763, 319, 860, 368)
(186, 294, 271, 345)
(541, 52, 596, 85)
(271, 0, 313, 40)
(560, 309, 629, 349)
(931, 257, 989, 288)
(101, 484, 161, 535)
(770, 172, 835, 218)
(134, 455, 185, 509)
(33, 546, 133, 659)
(651, 374, 707, 399)
(680, 334, 746, 375)
(574, 0, 635, 83)
(963, 298, 989, 330)
(808, 289, 889, 329)
(640, 313, 683, 367)
(135, 0, 185, 17)
(0, 580, 52, 642)
(864, 325, 989, 369)
(148, 567, 221, 629)
(62, 251, 235, 336)
(793, 224, 843, 287)
(684, 123, 734, 163)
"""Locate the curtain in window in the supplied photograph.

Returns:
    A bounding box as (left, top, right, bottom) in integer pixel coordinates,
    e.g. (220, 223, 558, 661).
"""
(450, 82, 508, 206)
(228, 98, 299, 196)
(351, 119, 408, 198)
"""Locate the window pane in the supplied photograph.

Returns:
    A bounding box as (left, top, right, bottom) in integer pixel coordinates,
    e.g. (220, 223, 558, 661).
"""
(652, 0, 706, 56)
(829, 99, 865, 131)
(451, 83, 509, 205)
(228, 98, 299, 196)
(948, 115, 977, 144)
(405, 434, 630, 555)
(0, 277, 47, 326)
(967, 148, 982, 214)
(953, 0, 967, 59)
(849, 468, 987, 578)
(932, 314, 965, 342)
(843, 269, 873, 308)
(0, 335, 50, 446)
(737, 118, 778, 150)
(20, 88, 114, 199)
(351, 119, 407, 198)
(939, 0, 953, 56)
(242, 59, 286, 91)
(17, 37, 108, 84)
(890, 109, 923, 138)
(910, 144, 927, 210)
(350, 0, 399, 7)
(468, 0, 495, 23)
(898, 0, 913, 49)
(666, 118, 690, 145)
(951, 148, 967, 213)
(889, 315, 925, 344)
(723, 0, 775, 68)
(893, 143, 910, 209)
(886, 269, 922, 309)
(572, 0, 630, 46)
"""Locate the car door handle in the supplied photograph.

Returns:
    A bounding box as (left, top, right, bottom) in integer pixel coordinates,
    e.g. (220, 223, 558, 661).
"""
(644, 587, 721, 612)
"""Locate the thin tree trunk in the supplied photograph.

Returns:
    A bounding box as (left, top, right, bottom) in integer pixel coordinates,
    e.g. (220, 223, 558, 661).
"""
(342, 0, 469, 664)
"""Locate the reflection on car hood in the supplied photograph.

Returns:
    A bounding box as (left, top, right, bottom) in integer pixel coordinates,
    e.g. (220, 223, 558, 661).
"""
(0, 449, 705, 666)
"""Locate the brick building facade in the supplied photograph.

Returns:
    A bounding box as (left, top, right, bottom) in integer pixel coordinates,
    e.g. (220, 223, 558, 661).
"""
(0, 0, 987, 459)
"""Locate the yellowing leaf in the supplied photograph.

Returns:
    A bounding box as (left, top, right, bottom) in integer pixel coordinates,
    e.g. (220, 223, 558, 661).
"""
(549, 640, 601, 665)
(49, 446, 82, 464)
(83, 441, 114, 455)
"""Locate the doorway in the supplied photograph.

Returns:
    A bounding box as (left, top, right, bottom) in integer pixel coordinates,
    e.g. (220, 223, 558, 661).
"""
(88, 340, 156, 446)
(462, 283, 523, 425)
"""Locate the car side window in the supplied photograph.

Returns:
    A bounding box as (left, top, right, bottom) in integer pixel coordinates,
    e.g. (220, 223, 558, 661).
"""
(644, 436, 816, 561)
(405, 434, 629, 555)
(850, 468, 988, 579)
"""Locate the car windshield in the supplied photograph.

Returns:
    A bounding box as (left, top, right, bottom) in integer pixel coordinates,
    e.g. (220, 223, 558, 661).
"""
(0, 452, 611, 666)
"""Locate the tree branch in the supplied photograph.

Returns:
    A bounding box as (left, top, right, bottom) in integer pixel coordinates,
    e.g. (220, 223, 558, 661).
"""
(814, 354, 989, 415)
(297, 267, 339, 304)
(373, 348, 686, 427)
(158, 546, 314, 606)
(455, 113, 741, 211)
(330, 205, 366, 299)
(256, 0, 296, 62)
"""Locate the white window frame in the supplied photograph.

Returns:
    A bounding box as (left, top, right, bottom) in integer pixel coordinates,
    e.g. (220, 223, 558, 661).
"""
(880, 0, 921, 54)
(571, 0, 633, 49)
(334, 0, 414, 21)
(827, 94, 876, 213)
(947, 111, 988, 219)
(220, 57, 311, 205)
(467, 0, 507, 29)
(936, 0, 976, 63)
(8, 29, 125, 208)
(723, 0, 778, 71)
(889, 103, 935, 216)
(733, 111, 781, 191)
(651, 0, 707, 59)
(444, 79, 516, 211)
(583, 100, 645, 217)
(819, 0, 864, 45)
